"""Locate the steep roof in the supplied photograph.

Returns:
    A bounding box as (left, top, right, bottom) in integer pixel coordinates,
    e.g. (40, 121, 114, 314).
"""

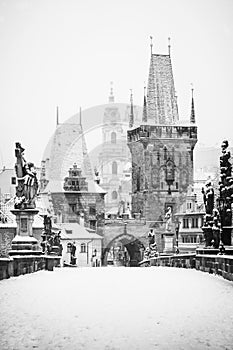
(147, 54, 179, 125)
(46, 121, 94, 182)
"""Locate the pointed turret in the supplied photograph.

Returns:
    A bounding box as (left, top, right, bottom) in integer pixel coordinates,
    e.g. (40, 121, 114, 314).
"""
(129, 89, 134, 128)
(108, 81, 115, 103)
(168, 37, 171, 57)
(150, 36, 153, 56)
(190, 85, 196, 124)
(56, 106, 59, 126)
(142, 86, 147, 123)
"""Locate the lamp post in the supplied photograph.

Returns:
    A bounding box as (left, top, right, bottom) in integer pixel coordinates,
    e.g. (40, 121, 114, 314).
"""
(175, 218, 180, 254)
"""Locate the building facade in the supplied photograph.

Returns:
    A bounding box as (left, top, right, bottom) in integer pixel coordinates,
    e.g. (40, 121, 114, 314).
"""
(174, 186, 205, 253)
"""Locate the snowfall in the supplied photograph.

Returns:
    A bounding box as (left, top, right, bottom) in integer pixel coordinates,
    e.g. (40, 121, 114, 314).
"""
(0, 267, 233, 350)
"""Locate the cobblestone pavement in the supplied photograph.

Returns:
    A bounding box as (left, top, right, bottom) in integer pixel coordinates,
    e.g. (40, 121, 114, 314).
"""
(0, 267, 233, 350)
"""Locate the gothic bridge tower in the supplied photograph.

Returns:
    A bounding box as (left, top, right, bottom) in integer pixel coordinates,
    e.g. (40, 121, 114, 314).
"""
(127, 40, 198, 221)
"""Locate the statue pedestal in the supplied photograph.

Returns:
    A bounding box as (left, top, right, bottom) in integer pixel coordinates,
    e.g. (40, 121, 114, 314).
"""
(163, 232, 174, 254)
(9, 209, 41, 256)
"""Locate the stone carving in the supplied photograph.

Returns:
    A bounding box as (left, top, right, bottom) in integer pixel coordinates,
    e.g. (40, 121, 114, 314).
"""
(202, 140, 233, 248)
(202, 180, 214, 216)
(216, 140, 233, 245)
(143, 229, 158, 260)
(41, 215, 63, 256)
(201, 180, 220, 248)
(14, 142, 39, 209)
(165, 207, 172, 232)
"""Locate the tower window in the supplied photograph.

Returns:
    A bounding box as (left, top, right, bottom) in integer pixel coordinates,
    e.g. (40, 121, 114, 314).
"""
(112, 161, 117, 174)
(112, 191, 118, 200)
(11, 177, 16, 185)
(89, 204, 96, 216)
(69, 204, 77, 213)
(187, 202, 192, 210)
(111, 132, 116, 144)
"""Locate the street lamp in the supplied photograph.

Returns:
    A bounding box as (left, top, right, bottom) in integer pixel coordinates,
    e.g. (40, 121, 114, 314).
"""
(175, 218, 180, 254)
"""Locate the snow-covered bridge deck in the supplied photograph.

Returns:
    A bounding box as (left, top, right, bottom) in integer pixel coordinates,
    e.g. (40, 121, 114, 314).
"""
(0, 267, 233, 350)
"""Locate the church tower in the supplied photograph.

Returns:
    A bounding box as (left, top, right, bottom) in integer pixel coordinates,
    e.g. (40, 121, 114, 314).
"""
(98, 83, 131, 212)
(127, 39, 198, 221)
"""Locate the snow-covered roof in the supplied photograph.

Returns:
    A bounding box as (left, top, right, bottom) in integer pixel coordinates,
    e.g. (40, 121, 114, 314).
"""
(58, 223, 103, 240)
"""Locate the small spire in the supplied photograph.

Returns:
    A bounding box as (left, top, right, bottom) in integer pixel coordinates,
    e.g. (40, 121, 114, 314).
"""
(129, 89, 134, 128)
(150, 36, 153, 56)
(109, 81, 114, 103)
(79, 107, 82, 126)
(190, 83, 195, 124)
(142, 85, 147, 123)
(56, 106, 59, 126)
(168, 37, 171, 57)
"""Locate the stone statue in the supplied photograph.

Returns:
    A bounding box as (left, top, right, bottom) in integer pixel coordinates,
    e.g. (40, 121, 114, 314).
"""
(202, 180, 214, 216)
(14, 142, 39, 209)
(165, 207, 172, 231)
(70, 242, 76, 265)
(41, 215, 62, 256)
(143, 229, 158, 260)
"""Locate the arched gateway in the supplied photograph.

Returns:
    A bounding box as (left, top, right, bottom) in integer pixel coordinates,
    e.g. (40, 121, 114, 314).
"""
(103, 233, 145, 267)
(102, 221, 149, 266)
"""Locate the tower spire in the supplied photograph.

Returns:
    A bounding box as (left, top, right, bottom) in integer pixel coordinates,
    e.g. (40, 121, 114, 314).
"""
(109, 81, 114, 103)
(190, 84, 195, 124)
(129, 89, 134, 128)
(168, 37, 171, 57)
(150, 36, 153, 56)
(56, 106, 59, 126)
(142, 85, 147, 123)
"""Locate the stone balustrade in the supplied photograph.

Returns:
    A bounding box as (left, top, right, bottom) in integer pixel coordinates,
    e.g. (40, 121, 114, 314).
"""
(140, 253, 233, 282)
(0, 255, 61, 280)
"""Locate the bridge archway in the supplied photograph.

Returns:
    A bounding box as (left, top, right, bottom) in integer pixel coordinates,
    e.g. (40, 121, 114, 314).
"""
(103, 233, 145, 267)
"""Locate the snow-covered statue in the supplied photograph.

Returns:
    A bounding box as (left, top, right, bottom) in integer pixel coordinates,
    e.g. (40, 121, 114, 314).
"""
(202, 180, 214, 216)
(14, 142, 39, 209)
(143, 229, 158, 260)
(165, 207, 172, 232)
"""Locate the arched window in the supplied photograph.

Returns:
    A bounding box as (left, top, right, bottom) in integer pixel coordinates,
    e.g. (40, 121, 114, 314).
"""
(111, 132, 116, 144)
(112, 191, 118, 200)
(112, 161, 117, 174)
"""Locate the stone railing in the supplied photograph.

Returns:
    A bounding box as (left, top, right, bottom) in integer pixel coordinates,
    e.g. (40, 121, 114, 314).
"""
(0, 255, 61, 280)
(140, 253, 233, 282)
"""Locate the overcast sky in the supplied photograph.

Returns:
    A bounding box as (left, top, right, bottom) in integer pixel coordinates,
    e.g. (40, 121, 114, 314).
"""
(0, 0, 233, 168)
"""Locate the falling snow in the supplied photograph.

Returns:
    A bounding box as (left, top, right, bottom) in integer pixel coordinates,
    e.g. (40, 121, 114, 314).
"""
(0, 267, 233, 350)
